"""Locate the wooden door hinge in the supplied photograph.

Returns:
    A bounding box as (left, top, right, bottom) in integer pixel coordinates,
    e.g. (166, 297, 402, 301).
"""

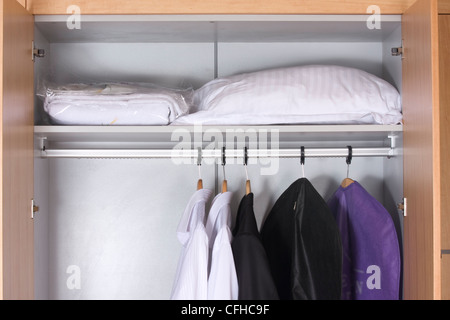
(31, 199, 39, 219)
(391, 40, 404, 59)
(32, 41, 45, 62)
(391, 47, 403, 56)
(397, 198, 407, 217)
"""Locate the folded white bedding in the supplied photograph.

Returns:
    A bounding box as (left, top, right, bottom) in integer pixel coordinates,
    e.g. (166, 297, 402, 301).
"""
(172, 111, 401, 126)
(174, 65, 403, 126)
(44, 83, 190, 125)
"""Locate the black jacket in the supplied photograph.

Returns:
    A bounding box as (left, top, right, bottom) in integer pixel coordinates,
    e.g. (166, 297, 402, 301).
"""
(232, 193, 279, 300)
(261, 178, 342, 300)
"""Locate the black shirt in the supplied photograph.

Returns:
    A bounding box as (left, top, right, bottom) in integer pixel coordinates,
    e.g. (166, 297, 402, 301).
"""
(232, 193, 279, 300)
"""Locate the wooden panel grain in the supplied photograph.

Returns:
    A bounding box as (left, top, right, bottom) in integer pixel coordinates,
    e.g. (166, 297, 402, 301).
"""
(15, 0, 26, 8)
(402, 0, 441, 300)
(1, 0, 34, 300)
(439, 0, 450, 14)
(0, 0, 4, 302)
(439, 15, 450, 291)
(29, 0, 415, 15)
(440, 15, 450, 251)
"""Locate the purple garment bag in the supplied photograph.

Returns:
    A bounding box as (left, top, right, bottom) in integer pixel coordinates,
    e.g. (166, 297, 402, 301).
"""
(328, 181, 401, 300)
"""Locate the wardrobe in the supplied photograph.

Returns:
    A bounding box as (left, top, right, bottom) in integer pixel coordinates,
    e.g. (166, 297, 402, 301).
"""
(0, 0, 448, 300)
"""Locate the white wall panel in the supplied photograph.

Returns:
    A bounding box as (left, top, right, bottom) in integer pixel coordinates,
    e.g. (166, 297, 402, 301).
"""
(45, 156, 386, 299)
(218, 42, 384, 79)
(382, 25, 403, 92)
(49, 43, 215, 89)
(47, 159, 215, 300)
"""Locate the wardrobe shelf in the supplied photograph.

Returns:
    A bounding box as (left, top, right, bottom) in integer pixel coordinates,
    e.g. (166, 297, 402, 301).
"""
(35, 14, 402, 43)
(34, 124, 403, 151)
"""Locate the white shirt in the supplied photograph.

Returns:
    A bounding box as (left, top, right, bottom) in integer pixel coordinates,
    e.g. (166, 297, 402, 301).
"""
(205, 192, 239, 300)
(171, 188, 213, 300)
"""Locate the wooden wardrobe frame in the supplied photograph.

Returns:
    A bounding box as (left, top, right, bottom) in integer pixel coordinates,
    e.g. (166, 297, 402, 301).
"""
(1, 0, 449, 300)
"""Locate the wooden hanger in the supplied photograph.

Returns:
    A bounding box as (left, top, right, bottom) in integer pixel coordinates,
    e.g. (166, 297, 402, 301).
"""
(246, 180, 251, 195)
(341, 146, 354, 188)
(222, 179, 228, 193)
(341, 177, 355, 188)
(197, 179, 203, 190)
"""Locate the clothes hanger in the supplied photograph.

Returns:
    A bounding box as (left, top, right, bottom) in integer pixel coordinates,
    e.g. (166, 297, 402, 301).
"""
(222, 147, 228, 193)
(197, 147, 203, 190)
(244, 147, 251, 195)
(341, 146, 355, 188)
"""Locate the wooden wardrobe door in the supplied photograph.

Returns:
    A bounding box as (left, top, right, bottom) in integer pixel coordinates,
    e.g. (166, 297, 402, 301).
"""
(402, 0, 441, 300)
(439, 12, 450, 300)
(0, 0, 34, 300)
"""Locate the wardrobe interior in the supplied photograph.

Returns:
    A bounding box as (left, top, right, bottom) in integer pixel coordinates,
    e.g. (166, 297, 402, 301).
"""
(32, 14, 404, 300)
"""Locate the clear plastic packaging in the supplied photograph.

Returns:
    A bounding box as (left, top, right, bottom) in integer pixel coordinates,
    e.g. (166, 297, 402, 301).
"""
(38, 82, 193, 126)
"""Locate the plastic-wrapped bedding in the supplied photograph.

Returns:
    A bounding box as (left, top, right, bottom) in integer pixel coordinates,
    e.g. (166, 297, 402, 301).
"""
(172, 65, 403, 126)
(43, 83, 191, 125)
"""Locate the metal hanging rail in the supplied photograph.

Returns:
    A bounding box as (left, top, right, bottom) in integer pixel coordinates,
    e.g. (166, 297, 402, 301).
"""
(40, 146, 394, 159)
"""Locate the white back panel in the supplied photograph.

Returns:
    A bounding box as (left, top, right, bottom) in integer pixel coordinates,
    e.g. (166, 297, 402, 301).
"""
(46, 156, 389, 299)
(48, 159, 216, 300)
(49, 43, 215, 89)
(218, 42, 384, 80)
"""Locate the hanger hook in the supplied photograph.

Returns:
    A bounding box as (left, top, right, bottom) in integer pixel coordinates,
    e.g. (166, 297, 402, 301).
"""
(244, 147, 249, 167)
(346, 146, 353, 166)
(222, 147, 226, 166)
(222, 146, 227, 179)
(244, 147, 249, 181)
(301, 146, 305, 166)
(221, 147, 228, 192)
(197, 147, 203, 190)
(197, 147, 203, 178)
(301, 146, 305, 178)
(346, 146, 353, 178)
(197, 147, 202, 167)
(244, 147, 252, 195)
